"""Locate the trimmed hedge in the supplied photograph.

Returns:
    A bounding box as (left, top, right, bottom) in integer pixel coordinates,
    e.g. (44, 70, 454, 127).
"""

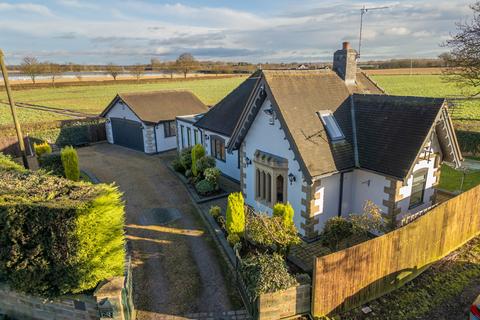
(38, 152, 64, 177)
(0, 157, 125, 297)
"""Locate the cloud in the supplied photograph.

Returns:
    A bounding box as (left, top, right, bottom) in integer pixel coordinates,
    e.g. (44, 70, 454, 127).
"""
(0, 2, 53, 16)
(0, 0, 474, 63)
(56, 0, 98, 9)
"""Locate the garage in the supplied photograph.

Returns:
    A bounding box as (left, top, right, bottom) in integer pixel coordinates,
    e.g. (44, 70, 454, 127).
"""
(100, 91, 208, 153)
(110, 118, 144, 151)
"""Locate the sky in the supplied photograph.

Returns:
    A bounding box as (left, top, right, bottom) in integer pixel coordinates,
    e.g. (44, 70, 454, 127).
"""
(0, 0, 474, 64)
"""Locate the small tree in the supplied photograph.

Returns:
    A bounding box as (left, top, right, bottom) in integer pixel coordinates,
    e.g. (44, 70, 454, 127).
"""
(130, 64, 145, 81)
(61, 146, 80, 181)
(20, 56, 42, 84)
(349, 200, 388, 234)
(72, 64, 83, 81)
(46, 63, 63, 87)
(226, 192, 245, 237)
(191, 144, 206, 176)
(442, 2, 480, 95)
(272, 202, 294, 227)
(106, 63, 122, 80)
(175, 53, 197, 78)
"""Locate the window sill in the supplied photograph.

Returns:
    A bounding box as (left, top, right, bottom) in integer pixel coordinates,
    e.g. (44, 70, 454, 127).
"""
(408, 202, 424, 210)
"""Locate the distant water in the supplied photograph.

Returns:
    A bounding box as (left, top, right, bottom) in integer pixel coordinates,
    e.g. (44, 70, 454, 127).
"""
(7, 71, 170, 81)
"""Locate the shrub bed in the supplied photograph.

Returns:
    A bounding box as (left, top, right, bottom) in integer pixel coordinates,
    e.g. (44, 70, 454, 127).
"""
(0, 155, 125, 297)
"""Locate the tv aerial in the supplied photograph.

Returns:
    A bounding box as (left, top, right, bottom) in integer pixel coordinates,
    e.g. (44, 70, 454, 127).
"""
(358, 5, 389, 59)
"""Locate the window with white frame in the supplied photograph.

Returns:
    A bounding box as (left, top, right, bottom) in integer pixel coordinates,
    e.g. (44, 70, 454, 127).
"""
(187, 127, 191, 147)
(180, 125, 185, 148)
(318, 111, 345, 141)
(409, 169, 428, 208)
(211, 135, 226, 161)
(164, 121, 176, 137)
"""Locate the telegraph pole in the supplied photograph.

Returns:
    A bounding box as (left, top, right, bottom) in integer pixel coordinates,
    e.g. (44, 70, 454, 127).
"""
(0, 49, 29, 169)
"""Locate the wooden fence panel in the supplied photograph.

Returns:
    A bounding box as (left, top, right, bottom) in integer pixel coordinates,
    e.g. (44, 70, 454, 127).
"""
(312, 185, 480, 317)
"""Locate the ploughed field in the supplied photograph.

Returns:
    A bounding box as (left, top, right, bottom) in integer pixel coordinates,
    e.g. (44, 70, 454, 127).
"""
(0, 76, 246, 126)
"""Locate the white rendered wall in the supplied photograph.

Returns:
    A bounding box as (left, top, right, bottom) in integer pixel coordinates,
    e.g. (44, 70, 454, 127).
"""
(311, 174, 341, 233)
(176, 119, 198, 150)
(104, 100, 152, 153)
(203, 129, 240, 181)
(243, 99, 306, 234)
(154, 123, 177, 152)
(349, 169, 390, 214)
(396, 138, 440, 218)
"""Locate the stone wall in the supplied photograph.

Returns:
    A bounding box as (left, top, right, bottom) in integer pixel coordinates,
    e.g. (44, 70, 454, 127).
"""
(0, 275, 133, 320)
(0, 283, 98, 320)
(257, 284, 311, 320)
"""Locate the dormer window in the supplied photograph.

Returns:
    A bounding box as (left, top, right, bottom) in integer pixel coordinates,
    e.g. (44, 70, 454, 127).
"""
(318, 111, 345, 141)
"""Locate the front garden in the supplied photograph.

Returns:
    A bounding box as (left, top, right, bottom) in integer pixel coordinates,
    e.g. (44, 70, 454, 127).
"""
(172, 144, 226, 199)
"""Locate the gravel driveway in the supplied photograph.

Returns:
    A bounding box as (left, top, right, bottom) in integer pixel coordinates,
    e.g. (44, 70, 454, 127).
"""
(77, 143, 241, 319)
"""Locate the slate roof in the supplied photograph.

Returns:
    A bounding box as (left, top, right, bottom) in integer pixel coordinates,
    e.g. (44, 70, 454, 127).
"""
(101, 90, 208, 124)
(194, 73, 261, 136)
(353, 94, 445, 178)
(228, 69, 457, 181)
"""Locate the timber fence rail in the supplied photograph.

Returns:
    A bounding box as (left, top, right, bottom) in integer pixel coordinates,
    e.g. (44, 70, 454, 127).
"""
(312, 184, 480, 317)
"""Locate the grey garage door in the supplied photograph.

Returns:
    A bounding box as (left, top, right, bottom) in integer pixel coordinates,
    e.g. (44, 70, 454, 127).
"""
(111, 118, 144, 152)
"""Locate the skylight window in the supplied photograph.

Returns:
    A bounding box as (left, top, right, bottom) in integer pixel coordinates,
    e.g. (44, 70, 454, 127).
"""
(318, 111, 345, 141)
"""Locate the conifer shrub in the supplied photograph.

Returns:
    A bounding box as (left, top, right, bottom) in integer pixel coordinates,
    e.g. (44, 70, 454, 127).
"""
(191, 144, 206, 176)
(204, 167, 221, 188)
(33, 142, 52, 158)
(0, 166, 125, 297)
(172, 157, 185, 174)
(180, 147, 193, 171)
(226, 192, 245, 237)
(61, 146, 80, 181)
(38, 152, 63, 177)
(272, 202, 294, 227)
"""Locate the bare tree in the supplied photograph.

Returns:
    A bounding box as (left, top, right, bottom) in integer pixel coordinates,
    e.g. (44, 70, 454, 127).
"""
(175, 53, 198, 78)
(443, 2, 480, 95)
(71, 64, 84, 81)
(20, 56, 42, 84)
(46, 63, 63, 87)
(130, 64, 145, 81)
(106, 63, 122, 81)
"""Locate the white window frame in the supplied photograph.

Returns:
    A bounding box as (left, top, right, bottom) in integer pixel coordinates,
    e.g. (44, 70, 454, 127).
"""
(318, 111, 345, 141)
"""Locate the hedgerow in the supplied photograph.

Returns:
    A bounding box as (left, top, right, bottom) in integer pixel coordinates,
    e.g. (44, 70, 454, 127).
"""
(0, 157, 125, 297)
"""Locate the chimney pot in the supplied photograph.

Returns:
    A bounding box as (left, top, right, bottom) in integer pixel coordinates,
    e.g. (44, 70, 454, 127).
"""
(342, 42, 350, 50)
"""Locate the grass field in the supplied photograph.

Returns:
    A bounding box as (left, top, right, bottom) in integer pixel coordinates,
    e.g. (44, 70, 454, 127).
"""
(437, 164, 480, 192)
(371, 75, 480, 120)
(0, 76, 246, 126)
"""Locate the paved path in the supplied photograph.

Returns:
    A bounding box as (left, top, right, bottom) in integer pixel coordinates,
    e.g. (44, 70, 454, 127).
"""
(78, 143, 241, 319)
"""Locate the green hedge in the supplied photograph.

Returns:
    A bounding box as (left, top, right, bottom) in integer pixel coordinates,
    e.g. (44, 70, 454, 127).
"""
(456, 130, 480, 156)
(0, 157, 125, 297)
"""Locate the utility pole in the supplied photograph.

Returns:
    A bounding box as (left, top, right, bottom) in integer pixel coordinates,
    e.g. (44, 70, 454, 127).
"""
(358, 5, 389, 60)
(0, 49, 29, 169)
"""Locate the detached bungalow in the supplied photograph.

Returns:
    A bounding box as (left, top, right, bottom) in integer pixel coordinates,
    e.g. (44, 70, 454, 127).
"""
(176, 42, 463, 239)
(101, 91, 208, 153)
(227, 43, 462, 238)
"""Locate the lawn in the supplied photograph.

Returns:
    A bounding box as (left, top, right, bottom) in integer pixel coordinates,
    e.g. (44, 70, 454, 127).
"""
(371, 75, 480, 120)
(339, 235, 480, 320)
(0, 76, 246, 126)
(437, 164, 480, 192)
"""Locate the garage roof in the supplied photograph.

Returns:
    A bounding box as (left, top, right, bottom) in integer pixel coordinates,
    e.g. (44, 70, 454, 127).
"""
(101, 90, 208, 124)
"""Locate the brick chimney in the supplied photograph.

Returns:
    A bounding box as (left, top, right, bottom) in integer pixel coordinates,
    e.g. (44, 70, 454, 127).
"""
(333, 41, 357, 85)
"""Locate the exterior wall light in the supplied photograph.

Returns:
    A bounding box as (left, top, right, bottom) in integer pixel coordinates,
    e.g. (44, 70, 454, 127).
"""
(288, 173, 296, 185)
(245, 156, 252, 166)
